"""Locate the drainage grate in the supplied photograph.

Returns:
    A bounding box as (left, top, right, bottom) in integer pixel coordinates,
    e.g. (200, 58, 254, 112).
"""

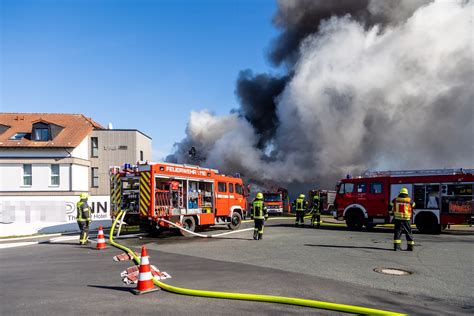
(373, 267, 412, 276)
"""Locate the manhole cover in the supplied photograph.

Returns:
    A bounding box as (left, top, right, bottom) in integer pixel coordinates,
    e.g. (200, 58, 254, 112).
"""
(373, 267, 412, 276)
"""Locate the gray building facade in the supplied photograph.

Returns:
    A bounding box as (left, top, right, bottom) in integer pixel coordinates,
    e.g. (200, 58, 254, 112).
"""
(89, 129, 152, 196)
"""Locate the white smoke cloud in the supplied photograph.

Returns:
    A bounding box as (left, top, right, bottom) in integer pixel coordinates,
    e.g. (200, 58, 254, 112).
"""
(170, 0, 473, 189)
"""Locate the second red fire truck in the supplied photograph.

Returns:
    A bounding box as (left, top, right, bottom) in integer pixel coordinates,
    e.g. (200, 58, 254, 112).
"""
(334, 168, 474, 233)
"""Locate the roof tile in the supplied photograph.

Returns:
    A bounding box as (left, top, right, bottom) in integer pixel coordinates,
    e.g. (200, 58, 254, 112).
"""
(0, 113, 104, 148)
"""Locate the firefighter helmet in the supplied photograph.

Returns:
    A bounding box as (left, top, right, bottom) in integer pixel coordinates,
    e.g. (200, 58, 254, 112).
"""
(80, 192, 89, 200)
(256, 192, 263, 199)
(399, 188, 409, 195)
(299, 194, 305, 198)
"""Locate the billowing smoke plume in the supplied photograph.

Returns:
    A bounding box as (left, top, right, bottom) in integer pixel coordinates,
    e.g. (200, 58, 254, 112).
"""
(167, 0, 474, 192)
(235, 71, 289, 148)
(271, 0, 433, 66)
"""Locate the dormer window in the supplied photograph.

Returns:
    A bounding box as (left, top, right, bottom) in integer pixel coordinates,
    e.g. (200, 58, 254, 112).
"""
(10, 132, 29, 140)
(0, 124, 10, 135)
(30, 120, 63, 142)
(32, 122, 51, 141)
(33, 127, 50, 141)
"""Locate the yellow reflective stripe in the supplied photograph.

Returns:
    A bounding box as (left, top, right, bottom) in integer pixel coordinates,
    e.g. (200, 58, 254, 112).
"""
(139, 172, 151, 216)
(141, 185, 150, 201)
(139, 199, 149, 215)
(393, 240, 402, 244)
(407, 241, 415, 245)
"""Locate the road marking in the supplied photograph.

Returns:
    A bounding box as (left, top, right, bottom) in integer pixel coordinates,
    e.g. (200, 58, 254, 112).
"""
(49, 236, 79, 243)
(0, 241, 39, 249)
(0, 233, 61, 242)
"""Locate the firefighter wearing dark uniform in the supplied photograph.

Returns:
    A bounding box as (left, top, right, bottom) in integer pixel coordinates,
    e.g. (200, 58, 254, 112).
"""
(311, 195, 322, 228)
(77, 193, 92, 245)
(390, 188, 415, 251)
(293, 194, 307, 227)
(252, 192, 268, 240)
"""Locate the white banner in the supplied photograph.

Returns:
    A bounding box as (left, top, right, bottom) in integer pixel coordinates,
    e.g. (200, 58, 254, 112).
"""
(0, 195, 110, 223)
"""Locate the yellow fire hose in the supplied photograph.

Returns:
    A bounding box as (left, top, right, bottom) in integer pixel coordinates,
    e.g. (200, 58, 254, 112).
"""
(109, 210, 405, 315)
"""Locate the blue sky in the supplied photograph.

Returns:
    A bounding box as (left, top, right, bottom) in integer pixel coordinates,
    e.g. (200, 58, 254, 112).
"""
(1, 0, 279, 159)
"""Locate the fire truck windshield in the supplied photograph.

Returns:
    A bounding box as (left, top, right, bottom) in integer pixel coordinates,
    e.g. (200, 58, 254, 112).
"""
(264, 193, 282, 202)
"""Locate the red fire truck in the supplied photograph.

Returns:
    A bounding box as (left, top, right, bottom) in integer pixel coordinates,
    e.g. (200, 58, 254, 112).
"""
(334, 169, 473, 234)
(137, 162, 248, 235)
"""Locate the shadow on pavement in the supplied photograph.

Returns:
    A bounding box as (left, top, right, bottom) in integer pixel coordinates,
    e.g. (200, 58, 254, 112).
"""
(304, 244, 393, 251)
(271, 222, 393, 233)
(87, 285, 133, 292)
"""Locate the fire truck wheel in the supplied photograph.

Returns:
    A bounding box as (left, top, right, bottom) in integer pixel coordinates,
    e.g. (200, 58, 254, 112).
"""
(180, 216, 196, 237)
(345, 210, 364, 230)
(228, 212, 242, 230)
(415, 212, 440, 234)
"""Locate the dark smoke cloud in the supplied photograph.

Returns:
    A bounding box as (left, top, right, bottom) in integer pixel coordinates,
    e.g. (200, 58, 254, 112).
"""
(271, 0, 370, 66)
(270, 0, 432, 66)
(233, 0, 432, 156)
(235, 70, 289, 148)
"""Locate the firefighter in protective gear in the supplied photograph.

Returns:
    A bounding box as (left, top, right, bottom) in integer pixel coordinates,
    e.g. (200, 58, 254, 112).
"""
(252, 192, 268, 240)
(293, 194, 307, 227)
(311, 194, 322, 228)
(77, 193, 92, 245)
(390, 187, 415, 251)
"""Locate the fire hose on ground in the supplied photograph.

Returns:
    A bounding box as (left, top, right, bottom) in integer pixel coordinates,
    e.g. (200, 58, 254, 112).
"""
(109, 210, 405, 316)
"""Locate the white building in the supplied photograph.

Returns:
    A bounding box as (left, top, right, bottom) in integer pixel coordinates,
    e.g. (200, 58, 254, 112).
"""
(0, 113, 152, 236)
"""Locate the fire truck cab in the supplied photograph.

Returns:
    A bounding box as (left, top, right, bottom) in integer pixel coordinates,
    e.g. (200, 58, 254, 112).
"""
(263, 192, 284, 215)
(334, 169, 474, 234)
(138, 162, 247, 235)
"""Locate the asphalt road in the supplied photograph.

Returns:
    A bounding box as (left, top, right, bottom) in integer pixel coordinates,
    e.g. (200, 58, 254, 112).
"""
(1, 218, 473, 315)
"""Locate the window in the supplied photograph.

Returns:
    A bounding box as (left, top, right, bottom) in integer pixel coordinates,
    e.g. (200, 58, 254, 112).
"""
(264, 193, 282, 202)
(91, 137, 98, 157)
(370, 182, 383, 194)
(218, 182, 226, 192)
(425, 185, 440, 209)
(338, 182, 354, 194)
(33, 128, 50, 141)
(235, 184, 243, 195)
(50, 164, 60, 186)
(10, 133, 28, 140)
(91, 167, 99, 187)
(140, 150, 144, 161)
(447, 184, 473, 196)
(357, 183, 367, 193)
(414, 185, 426, 209)
(414, 185, 439, 209)
(23, 164, 32, 186)
(0, 124, 9, 135)
(229, 183, 234, 193)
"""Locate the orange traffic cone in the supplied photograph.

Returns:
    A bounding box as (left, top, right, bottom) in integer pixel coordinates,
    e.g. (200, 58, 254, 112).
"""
(131, 246, 159, 295)
(96, 225, 107, 250)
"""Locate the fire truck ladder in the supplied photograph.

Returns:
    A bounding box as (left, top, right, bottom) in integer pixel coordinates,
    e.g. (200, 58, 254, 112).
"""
(362, 168, 474, 177)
